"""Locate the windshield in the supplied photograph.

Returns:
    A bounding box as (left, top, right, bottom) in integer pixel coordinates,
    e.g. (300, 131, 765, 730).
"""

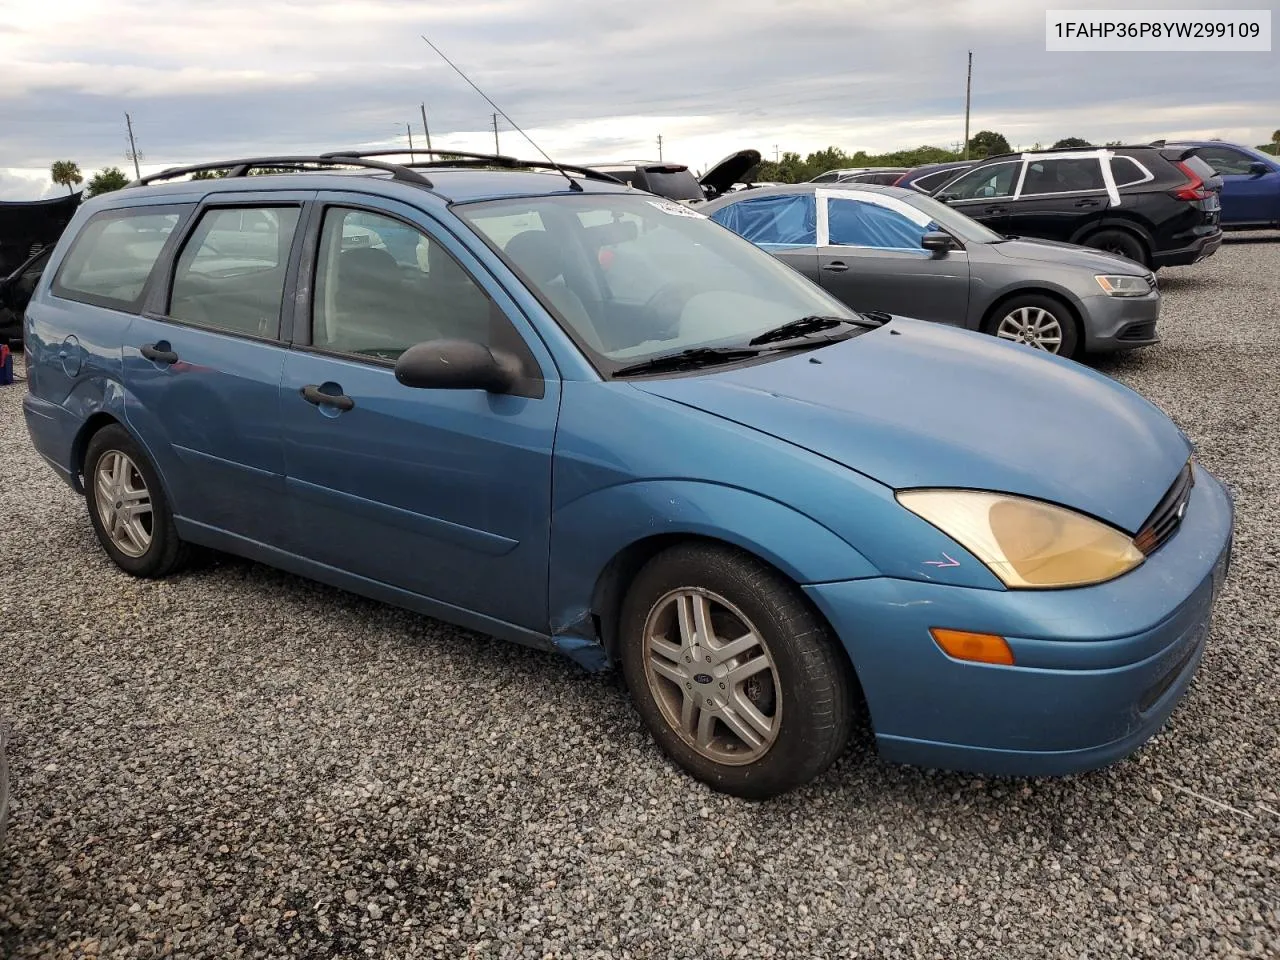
(456, 193, 859, 371)
(895, 190, 1006, 244)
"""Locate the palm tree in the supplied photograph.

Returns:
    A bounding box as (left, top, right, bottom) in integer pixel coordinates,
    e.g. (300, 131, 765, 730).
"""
(50, 160, 83, 194)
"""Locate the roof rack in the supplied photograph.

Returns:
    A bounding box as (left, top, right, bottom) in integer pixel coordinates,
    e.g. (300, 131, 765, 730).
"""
(129, 155, 434, 188)
(321, 149, 626, 185)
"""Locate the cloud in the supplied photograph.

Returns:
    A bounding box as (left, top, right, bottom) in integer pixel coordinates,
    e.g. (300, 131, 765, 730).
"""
(1, 0, 1274, 196)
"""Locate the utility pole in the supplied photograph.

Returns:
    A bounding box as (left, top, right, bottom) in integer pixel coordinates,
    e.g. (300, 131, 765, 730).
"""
(124, 112, 141, 179)
(420, 102, 432, 151)
(407, 123, 414, 153)
(493, 113, 500, 154)
(657, 134, 663, 161)
(963, 50, 973, 160)
(774, 144, 780, 163)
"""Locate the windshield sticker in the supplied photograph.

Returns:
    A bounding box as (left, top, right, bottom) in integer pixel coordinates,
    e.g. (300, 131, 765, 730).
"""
(647, 200, 708, 219)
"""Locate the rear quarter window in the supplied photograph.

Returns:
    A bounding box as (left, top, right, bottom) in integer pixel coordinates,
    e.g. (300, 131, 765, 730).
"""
(1111, 156, 1154, 187)
(52, 206, 187, 311)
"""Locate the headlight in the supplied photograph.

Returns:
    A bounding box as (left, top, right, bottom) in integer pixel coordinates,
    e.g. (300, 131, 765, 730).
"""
(1095, 274, 1151, 297)
(896, 490, 1145, 588)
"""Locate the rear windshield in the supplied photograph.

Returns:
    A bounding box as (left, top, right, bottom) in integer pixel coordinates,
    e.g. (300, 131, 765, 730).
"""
(640, 168, 704, 201)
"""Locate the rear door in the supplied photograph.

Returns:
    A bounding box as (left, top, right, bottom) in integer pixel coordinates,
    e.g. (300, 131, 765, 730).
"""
(706, 193, 821, 282)
(1192, 143, 1280, 226)
(816, 190, 969, 325)
(124, 192, 311, 546)
(1003, 155, 1111, 242)
(934, 160, 1020, 235)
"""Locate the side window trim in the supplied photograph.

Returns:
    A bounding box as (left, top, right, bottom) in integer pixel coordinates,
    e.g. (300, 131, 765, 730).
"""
(50, 203, 196, 314)
(944, 160, 1021, 203)
(1108, 156, 1155, 188)
(295, 196, 546, 398)
(143, 195, 312, 345)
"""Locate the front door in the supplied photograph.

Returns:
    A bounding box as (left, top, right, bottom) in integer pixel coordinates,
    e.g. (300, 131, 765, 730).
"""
(936, 159, 1020, 235)
(125, 194, 310, 545)
(816, 191, 970, 325)
(278, 195, 559, 631)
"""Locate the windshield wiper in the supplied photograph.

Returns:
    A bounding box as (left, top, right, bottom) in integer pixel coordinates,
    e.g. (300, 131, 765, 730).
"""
(748, 313, 884, 346)
(611, 346, 763, 378)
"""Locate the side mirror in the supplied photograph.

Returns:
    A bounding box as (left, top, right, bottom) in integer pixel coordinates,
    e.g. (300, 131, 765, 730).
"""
(1249, 161, 1269, 175)
(394, 339, 520, 393)
(921, 231, 956, 253)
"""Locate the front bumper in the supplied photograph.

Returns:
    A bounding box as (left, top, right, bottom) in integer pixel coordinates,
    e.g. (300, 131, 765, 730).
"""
(804, 464, 1234, 776)
(1078, 290, 1160, 353)
(1152, 229, 1223, 268)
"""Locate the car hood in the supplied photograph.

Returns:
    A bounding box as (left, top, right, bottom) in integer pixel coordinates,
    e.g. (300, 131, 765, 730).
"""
(701, 149, 763, 199)
(989, 237, 1149, 274)
(632, 318, 1189, 532)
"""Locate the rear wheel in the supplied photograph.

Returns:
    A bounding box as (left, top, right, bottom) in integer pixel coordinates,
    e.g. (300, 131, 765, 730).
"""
(1084, 229, 1149, 267)
(84, 424, 189, 578)
(984, 294, 1080, 358)
(619, 543, 856, 798)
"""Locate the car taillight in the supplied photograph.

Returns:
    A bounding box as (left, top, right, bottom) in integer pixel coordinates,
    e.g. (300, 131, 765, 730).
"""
(1170, 160, 1211, 201)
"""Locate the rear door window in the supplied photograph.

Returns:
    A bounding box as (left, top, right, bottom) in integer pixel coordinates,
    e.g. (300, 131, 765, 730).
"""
(708, 194, 817, 246)
(52, 208, 185, 310)
(168, 206, 301, 338)
(1018, 158, 1106, 196)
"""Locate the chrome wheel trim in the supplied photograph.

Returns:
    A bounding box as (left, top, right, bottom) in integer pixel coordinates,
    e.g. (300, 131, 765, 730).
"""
(995, 306, 1064, 353)
(93, 450, 154, 558)
(642, 588, 782, 766)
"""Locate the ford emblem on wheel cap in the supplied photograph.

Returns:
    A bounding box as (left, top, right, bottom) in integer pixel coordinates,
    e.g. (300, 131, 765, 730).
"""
(694, 673, 713, 684)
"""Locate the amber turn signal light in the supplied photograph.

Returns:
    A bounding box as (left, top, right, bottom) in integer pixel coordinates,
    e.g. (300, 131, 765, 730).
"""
(929, 628, 1015, 666)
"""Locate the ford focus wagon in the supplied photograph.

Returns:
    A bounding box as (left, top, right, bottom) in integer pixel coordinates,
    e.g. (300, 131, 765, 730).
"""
(22, 151, 1233, 798)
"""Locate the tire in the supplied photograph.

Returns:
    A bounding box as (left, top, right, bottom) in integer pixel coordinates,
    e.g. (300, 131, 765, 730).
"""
(1083, 229, 1149, 267)
(619, 543, 856, 799)
(83, 424, 189, 578)
(983, 293, 1081, 359)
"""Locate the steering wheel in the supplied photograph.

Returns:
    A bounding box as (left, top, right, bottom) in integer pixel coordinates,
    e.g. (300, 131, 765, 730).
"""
(641, 281, 700, 339)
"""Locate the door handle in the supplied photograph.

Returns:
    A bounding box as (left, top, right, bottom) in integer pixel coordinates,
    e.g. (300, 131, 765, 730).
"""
(140, 343, 179, 364)
(301, 384, 355, 412)
(982, 205, 1007, 215)
(1074, 199, 1101, 208)
(821, 261, 849, 273)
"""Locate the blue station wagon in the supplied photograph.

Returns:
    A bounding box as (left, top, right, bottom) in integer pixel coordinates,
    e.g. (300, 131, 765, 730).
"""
(21, 151, 1233, 798)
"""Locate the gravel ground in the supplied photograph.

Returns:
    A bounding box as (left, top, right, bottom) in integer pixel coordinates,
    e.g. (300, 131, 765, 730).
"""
(1, 236, 1278, 959)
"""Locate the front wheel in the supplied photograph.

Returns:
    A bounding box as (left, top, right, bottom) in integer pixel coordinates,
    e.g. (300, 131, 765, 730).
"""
(84, 424, 189, 578)
(619, 543, 856, 798)
(985, 294, 1080, 358)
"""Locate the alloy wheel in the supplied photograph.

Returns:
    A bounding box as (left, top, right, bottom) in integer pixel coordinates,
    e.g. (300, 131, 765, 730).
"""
(94, 450, 154, 558)
(642, 588, 782, 765)
(995, 306, 1063, 353)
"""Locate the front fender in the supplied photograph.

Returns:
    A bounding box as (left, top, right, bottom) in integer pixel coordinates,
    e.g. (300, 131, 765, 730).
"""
(546, 479, 880, 652)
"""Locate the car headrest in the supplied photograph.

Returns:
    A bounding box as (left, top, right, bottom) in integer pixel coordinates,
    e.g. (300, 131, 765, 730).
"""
(503, 231, 563, 284)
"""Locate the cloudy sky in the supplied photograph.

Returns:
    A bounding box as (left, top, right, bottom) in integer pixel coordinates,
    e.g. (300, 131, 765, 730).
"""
(1, 0, 1275, 199)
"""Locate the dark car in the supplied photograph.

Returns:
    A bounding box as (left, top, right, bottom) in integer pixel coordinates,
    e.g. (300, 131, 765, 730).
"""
(701, 182, 1161, 358)
(929, 146, 1223, 269)
(894, 160, 976, 193)
(0, 194, 81, 277)
(588, 149, 762, 203)
(1, 245, 53, 346)
(809, 167, 909, 186)
(1163, 140, 1280, 230)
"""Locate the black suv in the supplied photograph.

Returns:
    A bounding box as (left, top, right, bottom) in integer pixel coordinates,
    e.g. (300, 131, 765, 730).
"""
(929, 146, 1223, 268)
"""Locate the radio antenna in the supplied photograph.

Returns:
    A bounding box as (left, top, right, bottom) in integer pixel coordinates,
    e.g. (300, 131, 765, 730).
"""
(421, 35, 583, 192)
